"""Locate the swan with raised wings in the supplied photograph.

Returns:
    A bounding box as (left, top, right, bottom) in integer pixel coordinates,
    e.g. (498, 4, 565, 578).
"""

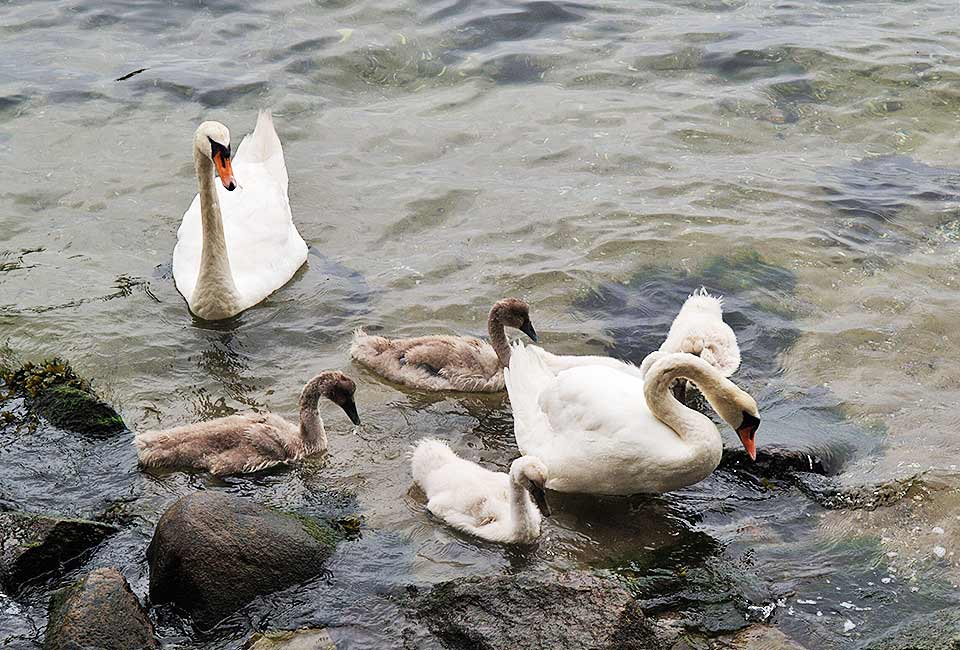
(135, 371, 360, 476)
(504, 346, 760, 495)
(173, 111, 308, 320)
(411, 438, 549, 544)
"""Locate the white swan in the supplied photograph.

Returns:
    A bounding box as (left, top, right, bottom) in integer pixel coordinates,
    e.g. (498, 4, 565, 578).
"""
(172, 111, 308, 320)
(504, 346, 760, 495)
(411, 439, 549, 544)
(135, 371, 360, 476)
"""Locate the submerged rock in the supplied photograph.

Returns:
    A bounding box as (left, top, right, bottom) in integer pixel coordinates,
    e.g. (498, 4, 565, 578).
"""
(45, 567, 159, 650)
(791, 471, 928, 511)
(243, 629, 336, 650)
(863, 607, 960, 650)
(147, 491, 342, 629)
(409, 570, 658, 650)
(1, 358, 125, 436)
(0, 511, 118, 593)
(728, 625, 809, 649)
(720, 445, 833, 478)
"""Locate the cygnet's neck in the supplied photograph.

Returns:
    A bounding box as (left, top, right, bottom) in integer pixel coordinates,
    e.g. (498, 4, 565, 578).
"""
(298, 377, 330, 454)
(488, 310, 511, 368)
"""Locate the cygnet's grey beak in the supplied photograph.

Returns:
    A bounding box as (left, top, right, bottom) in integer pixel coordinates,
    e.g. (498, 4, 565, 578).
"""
(519, 319, 538, 343)
(340, 398, 361, 426)
(528, 482, 550, 517)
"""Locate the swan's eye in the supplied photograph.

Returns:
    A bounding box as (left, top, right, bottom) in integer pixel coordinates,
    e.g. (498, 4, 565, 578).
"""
(208, 137, 231, 160)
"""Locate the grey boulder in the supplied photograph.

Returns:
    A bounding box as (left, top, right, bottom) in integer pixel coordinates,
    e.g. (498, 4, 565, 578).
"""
(409, 570, 658, 650)
(147, 491, 341, 629)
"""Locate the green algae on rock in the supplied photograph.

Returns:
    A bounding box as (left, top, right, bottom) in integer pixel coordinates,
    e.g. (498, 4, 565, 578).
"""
(1, 357, 125, 436)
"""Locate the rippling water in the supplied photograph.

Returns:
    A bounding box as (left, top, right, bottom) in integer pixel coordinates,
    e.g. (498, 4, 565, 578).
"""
(2, 0, 960, 647)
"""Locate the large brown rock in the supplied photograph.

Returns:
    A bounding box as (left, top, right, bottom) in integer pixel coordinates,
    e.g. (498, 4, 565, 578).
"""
(147, 492, 341, 629)
(410, 570, 658, 650)
(0, 511, 117, 593)
(45, 567, 158, 650)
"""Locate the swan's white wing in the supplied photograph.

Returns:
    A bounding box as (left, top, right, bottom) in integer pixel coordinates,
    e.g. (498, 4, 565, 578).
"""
(508, 343, 704, 494)
(235, 110, 288, 192)
(533, 347, 646, 381)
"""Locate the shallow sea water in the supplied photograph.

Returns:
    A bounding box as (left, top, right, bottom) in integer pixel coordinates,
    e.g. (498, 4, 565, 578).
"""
(2, 0, 960, 647)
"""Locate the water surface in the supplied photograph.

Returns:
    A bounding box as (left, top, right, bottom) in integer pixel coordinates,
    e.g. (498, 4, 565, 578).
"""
(2, 0, 960, 647)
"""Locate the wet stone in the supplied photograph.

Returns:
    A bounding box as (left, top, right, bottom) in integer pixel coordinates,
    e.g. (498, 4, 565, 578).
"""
(147, 491, 343, 630)
(243, 629, 336, 650)
(791, 471, 928, 511)
(0, 511, 118, 594)
(45, 567, 159, 650)
(408, 570, 659, 650)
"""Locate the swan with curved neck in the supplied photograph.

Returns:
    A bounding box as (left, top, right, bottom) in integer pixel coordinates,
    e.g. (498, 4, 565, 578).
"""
(172, 111, 308, 321)
(350, 298, 538, 392)
(505, 346, 759, 495)
(134, 371, 361, 476)
(411, 438, 550, 544)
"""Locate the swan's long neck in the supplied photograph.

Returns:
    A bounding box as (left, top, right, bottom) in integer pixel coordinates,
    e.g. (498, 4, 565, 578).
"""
(508, 478, 539, 541)
(298, 377, 329, 454)
(192, 148, 239, 314)
(643, 355, 722, 449)
(488, 312, 510, 368)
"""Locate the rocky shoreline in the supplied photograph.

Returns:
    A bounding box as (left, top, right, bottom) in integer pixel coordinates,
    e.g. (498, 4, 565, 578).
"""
(1, 356, 957, 649)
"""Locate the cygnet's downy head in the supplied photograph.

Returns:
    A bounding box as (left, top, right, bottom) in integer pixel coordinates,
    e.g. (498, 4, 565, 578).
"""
(303, 371, 361, 425)
(510, 456, 550, 516)
(490, 298, 538, 342)
(194, 121, 237, 191)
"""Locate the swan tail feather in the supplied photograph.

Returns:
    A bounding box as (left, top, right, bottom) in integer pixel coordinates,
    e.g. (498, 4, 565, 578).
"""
(235, 109, 289, 190)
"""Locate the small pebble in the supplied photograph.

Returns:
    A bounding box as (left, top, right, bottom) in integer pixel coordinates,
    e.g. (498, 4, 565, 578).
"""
(933, 527, 945, 535)
(844, 619, 857, 632)
(934, 546, 947, 558)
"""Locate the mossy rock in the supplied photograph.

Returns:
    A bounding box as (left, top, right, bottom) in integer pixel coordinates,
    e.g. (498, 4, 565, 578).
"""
(33, 385, 125, 436)
(2, 358, 90, 399)
(1, 358, 125, 436)
(147, 492, 344, 629)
